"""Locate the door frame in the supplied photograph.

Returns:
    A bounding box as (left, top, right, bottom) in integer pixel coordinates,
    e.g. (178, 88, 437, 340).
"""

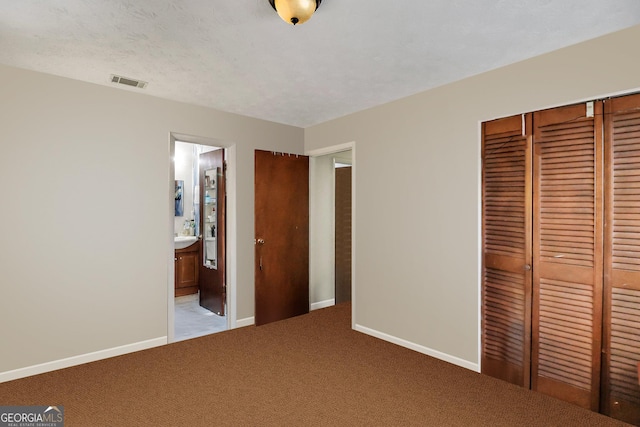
(168, 133, 237, 342)
(307, 141, 356, 329)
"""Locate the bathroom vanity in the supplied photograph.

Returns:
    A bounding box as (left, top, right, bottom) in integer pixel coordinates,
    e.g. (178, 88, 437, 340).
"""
(174, 241, 200, 296)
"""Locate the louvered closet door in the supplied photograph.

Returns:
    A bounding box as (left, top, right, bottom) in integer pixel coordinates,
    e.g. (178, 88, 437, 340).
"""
(481, 114, 532, 387)
(531, 103, 604, 410)
(602, 94, 640, 424)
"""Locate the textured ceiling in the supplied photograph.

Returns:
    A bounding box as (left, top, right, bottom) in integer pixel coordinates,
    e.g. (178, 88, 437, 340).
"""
(1, 1, 640, 128)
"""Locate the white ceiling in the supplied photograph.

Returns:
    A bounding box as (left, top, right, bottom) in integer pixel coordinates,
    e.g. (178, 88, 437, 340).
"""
(2, 1, 640, 128)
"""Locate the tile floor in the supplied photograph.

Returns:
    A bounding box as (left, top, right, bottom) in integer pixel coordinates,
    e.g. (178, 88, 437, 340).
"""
(174, 294, 227, 342)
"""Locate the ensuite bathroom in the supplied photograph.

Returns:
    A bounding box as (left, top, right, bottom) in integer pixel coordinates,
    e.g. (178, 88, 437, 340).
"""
(173, 140, 227, 341)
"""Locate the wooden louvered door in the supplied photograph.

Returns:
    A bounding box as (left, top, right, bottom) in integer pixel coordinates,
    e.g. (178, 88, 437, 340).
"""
(481, 114, 533, 388)
(602, 93, 640, 424)
(531, 102, 604, 410)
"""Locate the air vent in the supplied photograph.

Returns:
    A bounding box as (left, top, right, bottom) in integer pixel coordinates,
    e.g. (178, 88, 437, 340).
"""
(110, 74, 147, 89)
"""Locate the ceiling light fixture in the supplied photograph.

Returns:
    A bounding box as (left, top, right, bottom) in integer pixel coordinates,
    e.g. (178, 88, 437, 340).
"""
(268, 0, 322, 26)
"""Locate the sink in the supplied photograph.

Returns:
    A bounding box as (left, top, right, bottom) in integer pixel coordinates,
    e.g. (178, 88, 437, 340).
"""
(174, 235, 198, 249)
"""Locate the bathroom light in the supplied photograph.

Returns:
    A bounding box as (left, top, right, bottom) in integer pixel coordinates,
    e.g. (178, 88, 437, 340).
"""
(268, 0, 322, 25)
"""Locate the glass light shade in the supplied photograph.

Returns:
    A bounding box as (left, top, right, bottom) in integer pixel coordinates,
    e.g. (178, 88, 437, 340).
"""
(273, 0, 318, 25)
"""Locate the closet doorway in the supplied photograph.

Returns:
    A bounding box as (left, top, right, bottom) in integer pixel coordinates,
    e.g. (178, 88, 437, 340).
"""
(309, 144, 355, 316)
(334, 158, 352, 304)
(480, 93, 640, 424)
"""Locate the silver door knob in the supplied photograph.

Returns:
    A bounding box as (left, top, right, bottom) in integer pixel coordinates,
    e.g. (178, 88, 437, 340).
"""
(256, 238, 265, 245)
(524, 264, 531, 271)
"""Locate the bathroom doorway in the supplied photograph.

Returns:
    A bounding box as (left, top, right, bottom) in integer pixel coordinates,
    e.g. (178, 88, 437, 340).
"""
(169, 136, 236, 342)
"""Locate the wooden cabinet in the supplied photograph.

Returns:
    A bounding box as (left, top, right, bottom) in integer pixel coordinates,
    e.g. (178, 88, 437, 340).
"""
(175, 242, 199, 297)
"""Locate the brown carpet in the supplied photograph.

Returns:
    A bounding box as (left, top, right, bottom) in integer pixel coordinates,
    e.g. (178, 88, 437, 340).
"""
(0, 303, 629, 426)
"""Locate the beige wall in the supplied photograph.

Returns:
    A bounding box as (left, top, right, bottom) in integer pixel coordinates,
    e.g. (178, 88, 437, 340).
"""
(0, 64, 303, 375)
(305, 25, 640, 366)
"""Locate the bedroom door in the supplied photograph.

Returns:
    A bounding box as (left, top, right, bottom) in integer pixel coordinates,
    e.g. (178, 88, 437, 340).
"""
(254, 150, 309, 326)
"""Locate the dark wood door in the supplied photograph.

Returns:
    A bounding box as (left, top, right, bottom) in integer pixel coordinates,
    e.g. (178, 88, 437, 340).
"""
(335, 166, 352, 304)
(531, 102, 603, 410)
(255, 150, 309, 326)
(481, 114, 533, 387)
(601, 93, 640, 424)
(199, 149, 226, 316)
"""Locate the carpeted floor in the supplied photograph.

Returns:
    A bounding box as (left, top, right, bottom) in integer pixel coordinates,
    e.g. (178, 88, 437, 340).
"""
(0, 303, 630, 426)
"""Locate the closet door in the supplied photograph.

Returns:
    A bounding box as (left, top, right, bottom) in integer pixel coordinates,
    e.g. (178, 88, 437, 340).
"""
(481, 114, 532, 387)
(531, 102, 604, 410)
(602, 94, 640, 423)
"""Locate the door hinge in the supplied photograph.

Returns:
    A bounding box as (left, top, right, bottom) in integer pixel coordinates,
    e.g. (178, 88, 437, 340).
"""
(586, 101, 594, 118)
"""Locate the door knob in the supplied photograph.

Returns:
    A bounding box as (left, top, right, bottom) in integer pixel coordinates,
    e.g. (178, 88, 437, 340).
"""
(256, 238, 265, 245)
(524, 264, 532, 271)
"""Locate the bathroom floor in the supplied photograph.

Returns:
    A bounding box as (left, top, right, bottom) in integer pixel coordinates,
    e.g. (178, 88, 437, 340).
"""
(174, 294, 227, 342)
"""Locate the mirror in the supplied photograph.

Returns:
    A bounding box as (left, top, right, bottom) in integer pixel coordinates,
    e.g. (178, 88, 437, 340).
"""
(174, 180, 184, 216)
(203, 168, 218, 269)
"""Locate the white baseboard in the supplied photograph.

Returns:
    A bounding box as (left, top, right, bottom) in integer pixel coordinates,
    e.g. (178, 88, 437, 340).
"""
(311, 299, 335, 311)
(354, 324, 479, 372)
(236, 317, 255, 328)
(0, 337, 167, 383)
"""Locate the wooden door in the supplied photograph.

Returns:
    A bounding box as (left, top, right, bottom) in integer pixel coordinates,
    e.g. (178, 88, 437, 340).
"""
(199, 149, 226, 316)
(481, 114, 533, 387)
(255, 150, 309, 326)
(531, 102, 603, 410)
(335, 166, 352, 304)
(601, 93, 640, 424)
